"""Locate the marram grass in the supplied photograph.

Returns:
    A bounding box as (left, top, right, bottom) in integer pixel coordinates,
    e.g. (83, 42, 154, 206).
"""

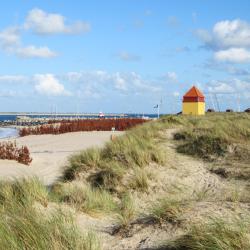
(0, 178, 100, 250)
(169, 217, 250, 250)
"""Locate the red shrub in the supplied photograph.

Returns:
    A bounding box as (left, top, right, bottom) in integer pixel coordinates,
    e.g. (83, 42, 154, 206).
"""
(19, 118, 147, 136)
(17, 146, 32, 165)
(0, 142, 32, 165)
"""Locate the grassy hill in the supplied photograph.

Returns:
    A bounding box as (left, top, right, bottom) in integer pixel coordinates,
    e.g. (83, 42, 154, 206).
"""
(0, 113, 250, 249)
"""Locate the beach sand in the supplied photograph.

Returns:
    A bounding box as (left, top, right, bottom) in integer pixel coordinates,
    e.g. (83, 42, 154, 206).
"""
(0, 131, 122, 185)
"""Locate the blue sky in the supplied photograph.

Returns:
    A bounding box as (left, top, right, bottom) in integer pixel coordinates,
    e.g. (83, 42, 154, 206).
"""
(0, 0, 250, 113)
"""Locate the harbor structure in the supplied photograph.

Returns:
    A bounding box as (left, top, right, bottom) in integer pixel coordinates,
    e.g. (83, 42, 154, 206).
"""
(182, 86, 205, 115)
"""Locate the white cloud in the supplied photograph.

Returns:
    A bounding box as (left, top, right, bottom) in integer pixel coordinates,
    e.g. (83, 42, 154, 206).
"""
(214, 48, 250, 63)
(203, 60, 250, 76)
(0, 27, 57, 59)
(16, 46, 57, 58)
(0, 26, 20, 47)
(0, 71, 164, 99)
(118, 51, 140, 62)
(207, 81, 234, 93)
(0, 8, 90, 59)
(0, 75, 27, 83)
(213, 20, 250, 49)
(205, 79, 250, 99)
(196, 19, 250, 64)
(165, 72, 178, 82)
(77, 86, 101, 99)
(64, 71, 161, 97)
(34, 74, 70, 96)
(113, 73, 127, 90)
(196, 19, 250, 50)
(25, 8, 91, 35)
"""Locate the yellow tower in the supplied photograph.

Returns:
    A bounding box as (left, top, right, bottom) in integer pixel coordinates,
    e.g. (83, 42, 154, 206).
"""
(182, 86, 205, 115)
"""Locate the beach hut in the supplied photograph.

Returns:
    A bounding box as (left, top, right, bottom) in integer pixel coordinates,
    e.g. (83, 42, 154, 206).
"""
(182, 86, 205, 115)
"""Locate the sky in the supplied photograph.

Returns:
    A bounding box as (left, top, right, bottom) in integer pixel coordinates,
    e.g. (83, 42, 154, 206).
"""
(0, 0, 250, 114)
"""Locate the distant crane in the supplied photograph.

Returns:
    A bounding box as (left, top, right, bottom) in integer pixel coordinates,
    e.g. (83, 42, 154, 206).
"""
(205, 92, 241, 112)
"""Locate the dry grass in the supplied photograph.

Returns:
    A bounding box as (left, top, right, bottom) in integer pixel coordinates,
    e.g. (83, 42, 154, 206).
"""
(0, 178, 48, 207)
(173, 113, 250, 179)
(116, 193, 136, 228)
(62, 118, 171, 193)
(169, 217, 250, 250)
(0, 179, 99, 250)
(151, 198, 190, 224)
(129, 167, 151, 192)
(52, 182, 118, 215)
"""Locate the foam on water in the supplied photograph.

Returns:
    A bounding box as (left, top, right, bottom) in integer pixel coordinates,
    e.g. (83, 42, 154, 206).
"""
(0, 127, 19, 139)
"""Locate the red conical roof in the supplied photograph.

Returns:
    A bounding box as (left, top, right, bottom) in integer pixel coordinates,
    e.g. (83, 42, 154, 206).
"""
(183, 86, 204, 98)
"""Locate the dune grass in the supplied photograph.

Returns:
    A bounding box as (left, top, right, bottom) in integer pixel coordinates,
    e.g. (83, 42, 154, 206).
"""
(54, 182, 118, 214)
(174, 113, 250, 160)
(64, 147, 102, 180)
(169, 217, 250, 250)
(0, 206, 100, 250)
(151, 198, 189, 224)
(116, 193, 136, 228)
(0, 179, 100, 250)
(0, 178, 48, 207)
(172, 113, 250, 179)
(64, 120, 172, 180)
(129, 167, 151, 192)
(62, 118, 172, 193)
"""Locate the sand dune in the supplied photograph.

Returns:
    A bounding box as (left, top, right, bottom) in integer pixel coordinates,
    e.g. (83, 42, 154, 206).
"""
(0, 131, 122, 185)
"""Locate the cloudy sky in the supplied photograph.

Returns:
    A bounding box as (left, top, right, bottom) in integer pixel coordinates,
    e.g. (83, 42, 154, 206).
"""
(0, 0, 250, 113)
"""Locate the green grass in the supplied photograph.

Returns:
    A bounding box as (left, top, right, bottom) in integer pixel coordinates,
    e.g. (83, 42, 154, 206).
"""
(170, 217, 250, 250)
(172, 113, 250, 179)
(55, 183, 118, 214)
(64, 147, 101, 180)
(0, 178, 48, 207)
(116, 193, 135, 228)
(151, 198, 189, 224)
(62, 118, 171, 193)
(88, 161, 125, 192)
(129, 167, 151, 192)
(174, 113, 250, 160)
(0, 207, 100, 250)
(0, 179, 100, 250)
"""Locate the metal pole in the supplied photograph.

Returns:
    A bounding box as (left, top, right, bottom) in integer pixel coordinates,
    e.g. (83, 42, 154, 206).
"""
(237, 93, 241, 112)
(214, 94, 220, 112)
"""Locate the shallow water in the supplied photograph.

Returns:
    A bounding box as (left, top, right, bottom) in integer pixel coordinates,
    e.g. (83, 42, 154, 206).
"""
(0, 127, 19, 139)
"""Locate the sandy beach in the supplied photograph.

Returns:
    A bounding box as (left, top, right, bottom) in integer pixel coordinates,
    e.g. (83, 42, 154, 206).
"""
(0, 131, 122, 185)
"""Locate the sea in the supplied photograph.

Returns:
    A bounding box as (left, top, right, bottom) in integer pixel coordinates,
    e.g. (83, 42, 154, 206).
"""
(0, 113, 159, 139)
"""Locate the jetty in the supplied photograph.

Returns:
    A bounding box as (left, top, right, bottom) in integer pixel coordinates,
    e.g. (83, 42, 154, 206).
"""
(0, 112, 127, 117)
(0, 112, 129, 127)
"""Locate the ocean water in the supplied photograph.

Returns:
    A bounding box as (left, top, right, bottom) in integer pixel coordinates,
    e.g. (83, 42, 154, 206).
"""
(0, 114, 159, 121)
(0, 127, 19, 139)
(0, 115, 17, 121)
